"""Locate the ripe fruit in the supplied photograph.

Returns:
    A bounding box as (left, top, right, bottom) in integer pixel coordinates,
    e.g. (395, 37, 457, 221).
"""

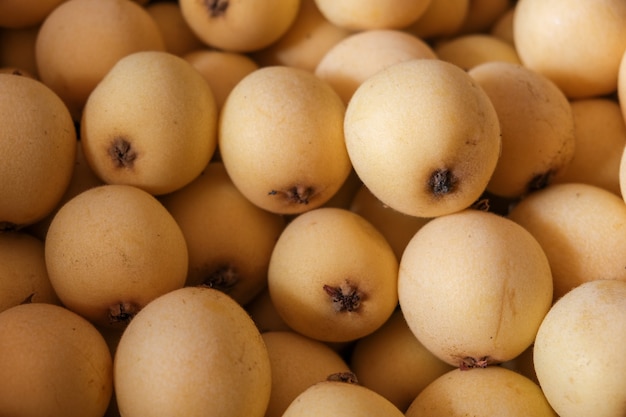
(114, 286, 272, 417)
(398, 209, 553, 368)
(35, 0, 165, 119)
(404, 0, 469, 40)
(0, 73, 76, 230)
(344, 58, 501, 218)
(468, 61, 576, 198)
(314, 0, 432, 31)
(405, 366, 557, 417)
(81, 50, 218, 195)
(533, 279, 626, 417)
(145, 1, 204, 56)
(0, 303, 113, 417)
(314, 29, 437, 104)
(281, 375, 405, 417)
(44, 184, 188, 328)
(262, 331, 351, 417)
(507, 182, 626, 300)
(434, 33, 521, 70)
(160, 162, 286, 306)
(218, 65, 351, 215)
(513, 0, 626, 98)
(0, 231, 60, 313)
(350, 310, 454, 412)
(179, 0, 300, 52)
(267, 207, 398, 342)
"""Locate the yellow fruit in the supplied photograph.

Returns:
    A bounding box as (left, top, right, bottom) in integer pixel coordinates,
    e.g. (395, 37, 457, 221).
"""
(0, 303, 113, 417)
(81, 50, 218, 195)
(404, 0, 469, 40)
(507, 182, 626, 301)
(35, 0, 165, 119)
(160, 162, 286, 306)
(218, 65, 351, 215)
(533, 279, 626, 417)
(114, 286, 272, 417)
(490, 7, 515, 45)
(145, 1, 204, 56)
(456, 0, 512, 35)
(314, 0, 432, 31)
(282, 377, 405, 417)
(0, 231, 60, 313)
(183, 49, 259, 110)
(0, 73, 76, 230)
(246, 288, 293, 333)
(314, 29, 437, 104)
(350, 310, 454, 412)
(268, 207, 398, 342)
(468, 61, 576, 198)
(251, 0, 351, 72)
(349, 184, 430, 261)
(0, 0, 66, 28)
(434, 33, 521, 70)
(262, 331, 351, 417)
(405, 367, 557, 417)
(44, 184, 188, 328)
(552, 98, 626, 196)
(398, 209, 553, 367)
(344, 58, 501, 218)
(514, 0, 626, 98)
(179, 0, 300, 52)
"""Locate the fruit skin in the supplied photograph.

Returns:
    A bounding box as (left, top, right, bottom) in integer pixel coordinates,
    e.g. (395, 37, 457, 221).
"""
(44, 184, 189, 328)
(81, 50, 218, 196)
(0, 303, 113, 417)
(267, 207, 398, 343)
(344, 58, 502, 218)
(507, 182, 626, 301)
(218, 65, 351, 215)
(398, 209, 553, 368)
(281, 378, 405, 417)
(114, 286, 272, 417)
(0, 73, 76, 230)
(405, 366, 557, 417)
(533, 280, 626, 417)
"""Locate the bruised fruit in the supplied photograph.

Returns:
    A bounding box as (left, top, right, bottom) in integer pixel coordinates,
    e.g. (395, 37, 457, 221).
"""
(398, 209, 553, 368)
(533, 280, 626, 417)
(268, 207, 398, 342)
(81, 50, 218, 195)
(344, 58, 501, 218)
(160, 162, 286, 306)
(114, 286, 272, 417)
(44, 184, 188, 328)
(0, 303, 113, 417)
(219, 65, 351, 215)
(405, 366, 557, 417)
(0, 73, 76, 230)
(179, 0, 300, 52)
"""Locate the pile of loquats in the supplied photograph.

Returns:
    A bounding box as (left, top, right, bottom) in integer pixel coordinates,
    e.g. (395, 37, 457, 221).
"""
(2, 0, 626, 416)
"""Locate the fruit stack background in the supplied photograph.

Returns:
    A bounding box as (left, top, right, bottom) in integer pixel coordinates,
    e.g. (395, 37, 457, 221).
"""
(1, 0, 626, 417)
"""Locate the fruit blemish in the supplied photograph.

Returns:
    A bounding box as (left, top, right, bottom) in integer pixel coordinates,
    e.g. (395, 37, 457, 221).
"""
(108, 137, 137, 168)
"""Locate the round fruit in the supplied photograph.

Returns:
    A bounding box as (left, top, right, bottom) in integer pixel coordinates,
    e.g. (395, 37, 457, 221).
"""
(179, 0, 300, 52)
(44, 184, 188, 328)
(534, 279, 626, 417)
(398, 209, 553, 368)
(434, 33, 521, 70)
(344, 58, 501, 218)
(404, 0, 469, 40)
(114, 286, 272, 417)
(218, 65, 351, 215)
(0, 302, 113, 417)
(507, 182, 626, 300)
(81, 50, 218, 195)
(268, 207, 398, 342)
(0, 73, 76, 230)
(282, 376, 405, 417)
(405, 366, 557, 417)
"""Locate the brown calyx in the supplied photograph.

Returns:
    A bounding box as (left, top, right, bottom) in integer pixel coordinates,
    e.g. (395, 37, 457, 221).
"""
(323, 281, 363, 313)
(459, 356, 493, 370)
(108, 302, 140, 324)
(528, 170, 555, 193)
(268, 185, 316, 205)
(205, 0, 228, 17)
(327, 371, 359, 384)
(428, 168, 458, 197)
(108, 137, 137, 169)
(199, 265, 239, 293)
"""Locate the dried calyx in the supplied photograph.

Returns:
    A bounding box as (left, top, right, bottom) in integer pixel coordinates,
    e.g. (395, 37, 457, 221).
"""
(199, 265, 239, 293)
(327, 371, 359, 384)
(109, 302, 140, 325)
(268, 185, 315, 205)
(428, 168, 458, 196)
(323, 281, 363, 313)
(459, 356, 493, 370)
(109, 137, 137, 168)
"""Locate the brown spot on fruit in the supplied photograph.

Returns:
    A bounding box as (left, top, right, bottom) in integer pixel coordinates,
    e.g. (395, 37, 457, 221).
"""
(428, 168, 458, 196)
(199, 265, 239, 293)
(323, 281, 363, 312)
(108, 137, 137, 169)
(268, 185, 316, 205)
(528, 170, 555, 192)
(108, 302, 139, 324)
(205, 0, 228, 17)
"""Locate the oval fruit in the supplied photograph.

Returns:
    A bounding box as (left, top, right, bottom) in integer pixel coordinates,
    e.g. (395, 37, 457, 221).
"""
(114, 286, 272, 417)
